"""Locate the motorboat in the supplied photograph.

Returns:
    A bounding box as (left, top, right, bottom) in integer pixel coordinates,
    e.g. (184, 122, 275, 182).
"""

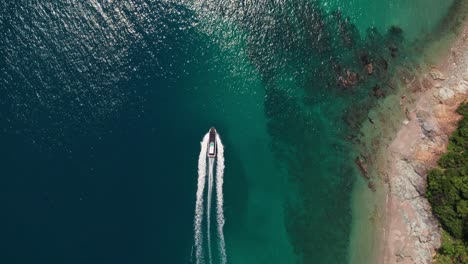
(207, 127, 217, 158)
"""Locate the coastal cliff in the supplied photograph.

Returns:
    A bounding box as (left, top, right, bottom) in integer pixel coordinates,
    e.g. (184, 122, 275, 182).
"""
(348, 3, 468, 262)
(381, 20, 468, 264)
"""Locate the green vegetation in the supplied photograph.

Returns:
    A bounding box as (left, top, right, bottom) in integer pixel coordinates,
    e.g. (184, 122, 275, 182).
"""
(427, 103, 468, 263)
(436, 231, 468, 264)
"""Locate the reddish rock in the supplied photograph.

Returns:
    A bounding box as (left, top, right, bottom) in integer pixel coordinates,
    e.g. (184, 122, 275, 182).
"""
(338, 70, 359, 88)
(366, 63, 373, 75)
(422, 78, 433, 90)
(410, 80, 422, 92)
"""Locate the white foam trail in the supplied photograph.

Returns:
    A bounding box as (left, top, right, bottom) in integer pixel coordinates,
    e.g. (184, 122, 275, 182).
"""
(207, 157, 214, 264)
(194, 133, 209, 264)
(215, 135, 227, 264)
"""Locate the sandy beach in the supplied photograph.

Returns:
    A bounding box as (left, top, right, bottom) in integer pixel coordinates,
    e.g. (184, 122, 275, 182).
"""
(379, 15, 468, 264)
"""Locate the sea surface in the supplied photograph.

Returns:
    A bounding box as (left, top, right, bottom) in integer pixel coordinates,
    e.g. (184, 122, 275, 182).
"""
(0, 1, 454, 263)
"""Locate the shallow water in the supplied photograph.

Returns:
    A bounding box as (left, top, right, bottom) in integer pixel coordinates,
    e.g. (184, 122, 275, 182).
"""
(0, 1, 454, 263)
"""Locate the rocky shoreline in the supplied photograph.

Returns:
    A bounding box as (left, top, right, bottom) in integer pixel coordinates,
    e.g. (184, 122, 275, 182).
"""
(380, 23, 468, 263)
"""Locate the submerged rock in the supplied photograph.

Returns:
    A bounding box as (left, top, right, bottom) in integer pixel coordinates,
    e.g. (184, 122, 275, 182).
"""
(368, 181, 376, 191)
(355, 156, 369, 179)
(389, 45, 398, 58)
(338, 70, 359, 88)
(366, 63, 373, 75)
(372, 86, 385, 98)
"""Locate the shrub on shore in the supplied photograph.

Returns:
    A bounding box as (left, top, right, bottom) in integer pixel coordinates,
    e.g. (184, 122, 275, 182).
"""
(436, 231, 468, 264)
(426, 103, 468, 263)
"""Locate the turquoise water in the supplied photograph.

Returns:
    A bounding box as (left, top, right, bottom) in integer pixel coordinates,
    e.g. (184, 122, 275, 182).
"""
(323, 0, 454, 39)
(0, 0, 454, 263)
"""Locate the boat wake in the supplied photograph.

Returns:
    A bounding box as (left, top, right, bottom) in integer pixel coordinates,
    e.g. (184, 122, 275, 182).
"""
(215, 134, 227, 264)
(193, 130, 227, 264)
(194, 133, 209, 264)
(207, 157, 214, 264)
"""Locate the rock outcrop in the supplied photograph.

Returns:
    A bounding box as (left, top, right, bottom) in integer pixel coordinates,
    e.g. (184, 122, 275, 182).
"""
(382, 26, 468, 264)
